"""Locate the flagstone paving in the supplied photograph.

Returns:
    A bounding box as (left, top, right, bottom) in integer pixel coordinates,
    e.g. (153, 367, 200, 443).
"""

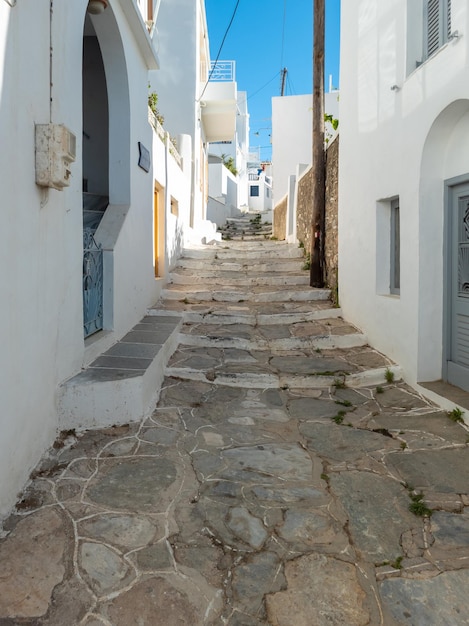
(1, 226, 469, 625)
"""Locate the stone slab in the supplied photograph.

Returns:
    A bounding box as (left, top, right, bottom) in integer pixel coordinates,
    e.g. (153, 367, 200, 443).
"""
(387, 448, 469, 494)
(379, 570, 469, 624)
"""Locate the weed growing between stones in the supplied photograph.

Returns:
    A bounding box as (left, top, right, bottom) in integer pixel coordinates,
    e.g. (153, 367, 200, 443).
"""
(376, 386, 384, 394)
(408, 492, 432, 517)
(332, 410, 346, 424)
(302, 254, 311, 271)
(447, 407, 464, 423)
(333, 377, 347, 389)
(384, 368, 395, 383)
(335, 399, 352, 407)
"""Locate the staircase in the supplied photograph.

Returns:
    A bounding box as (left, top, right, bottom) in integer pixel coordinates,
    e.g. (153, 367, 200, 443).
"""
(150, 238, 400, 391)
(218, 210, 273, 241)
(58, 223, 399, 431)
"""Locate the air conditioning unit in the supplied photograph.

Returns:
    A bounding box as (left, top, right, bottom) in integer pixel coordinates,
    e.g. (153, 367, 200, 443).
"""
(35, 123, 76, 190)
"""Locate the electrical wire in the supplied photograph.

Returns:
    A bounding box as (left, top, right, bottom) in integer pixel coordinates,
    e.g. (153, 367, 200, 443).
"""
(198, 0, 241, 102)
(247, 71, 281, 101)
(280, 0, 287, 70)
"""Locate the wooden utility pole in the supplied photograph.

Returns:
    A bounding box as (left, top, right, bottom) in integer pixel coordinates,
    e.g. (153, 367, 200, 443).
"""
(310, 0, 325, 287)
(280, 67, 288, 96)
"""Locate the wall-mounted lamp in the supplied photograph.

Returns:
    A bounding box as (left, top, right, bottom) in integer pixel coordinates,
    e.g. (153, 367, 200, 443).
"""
(449, 30, 460, 41)
(87, 0, 108, 15)
(390, 84, 400, 92)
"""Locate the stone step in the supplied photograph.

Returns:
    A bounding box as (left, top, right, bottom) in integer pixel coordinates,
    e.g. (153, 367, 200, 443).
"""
(176, 258, 305, 273)
(161, 285, 331, 303)
(58, 315, 182, 429)
(178, 331, 368, 352)
(168, 271, 310, 287)
(148, 304, 343, 326)
(165, 365, 402, 390)
(181, 244, 304, 261)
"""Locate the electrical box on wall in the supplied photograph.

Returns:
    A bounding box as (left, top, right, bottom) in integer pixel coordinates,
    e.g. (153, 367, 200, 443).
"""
(35, 124, 76, 190)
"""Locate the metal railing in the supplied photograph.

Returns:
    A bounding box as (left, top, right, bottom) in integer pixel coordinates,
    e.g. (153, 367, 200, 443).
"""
(209, 60, 235, 82)
(83, 228, 103, 338)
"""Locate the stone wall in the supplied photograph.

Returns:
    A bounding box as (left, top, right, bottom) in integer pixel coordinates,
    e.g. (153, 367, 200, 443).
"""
(273, 195, 287, 240)
(324, 136, 339, 303)
(295, 135, 339, 302)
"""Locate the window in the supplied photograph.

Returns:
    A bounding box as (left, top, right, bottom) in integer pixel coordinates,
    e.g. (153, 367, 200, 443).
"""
(250, 185, 259, 197)
(390, 198, 400, 294)
(424, 0, 451, 60)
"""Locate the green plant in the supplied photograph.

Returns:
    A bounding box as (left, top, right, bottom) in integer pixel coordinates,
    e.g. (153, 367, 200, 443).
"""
(320, 473, 329, 481)
(400, 441, 407, 450)
(390, 556, 403, 569)
(270, 236, 278, 241)
(333, 378, 347, 389)
(148, 88, 164, 126)
(324, 113, 339, 131)
(302, 254, 311, 271)
(447, 407, 464, 423)
(298, 241, 305, 249)
(408, 492, 432, 517)
(335, 399, 352, 407)
(376, 386, 384, 394)
(221, 154, 238, 176)
(384, 368, 395, 383)
(332, 410, 346, 424)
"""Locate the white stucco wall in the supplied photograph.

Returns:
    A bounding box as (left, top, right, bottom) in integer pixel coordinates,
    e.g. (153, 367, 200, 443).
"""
(150, 0, 211, 236)
(338, 0, 469, 385)
(272, 92, 339, 206)
(0, 0, 169, 520)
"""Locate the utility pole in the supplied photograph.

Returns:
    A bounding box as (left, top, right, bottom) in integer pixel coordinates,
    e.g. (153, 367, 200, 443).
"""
(310, 0, 325, 287)
(280, 67, 288, 96)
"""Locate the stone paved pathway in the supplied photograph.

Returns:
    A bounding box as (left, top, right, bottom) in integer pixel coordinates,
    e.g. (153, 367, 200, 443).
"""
(1, 231, 469, 625)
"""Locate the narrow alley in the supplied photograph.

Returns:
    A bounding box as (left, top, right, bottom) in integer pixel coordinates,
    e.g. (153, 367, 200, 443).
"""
(1, 215, 469, 625)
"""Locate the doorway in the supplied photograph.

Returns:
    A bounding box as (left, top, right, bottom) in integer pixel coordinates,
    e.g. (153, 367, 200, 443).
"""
(446, 180, 469, 392)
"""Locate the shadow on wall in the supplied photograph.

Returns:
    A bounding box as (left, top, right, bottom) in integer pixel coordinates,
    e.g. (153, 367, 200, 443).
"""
(167, 219, 184, 272)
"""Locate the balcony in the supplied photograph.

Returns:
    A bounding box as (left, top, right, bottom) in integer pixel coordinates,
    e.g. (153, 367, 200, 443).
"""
(200, 61, 237, 143)
(117, 0, 159, 69)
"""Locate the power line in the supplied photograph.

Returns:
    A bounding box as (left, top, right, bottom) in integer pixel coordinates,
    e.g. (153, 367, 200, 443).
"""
(199, 0, 241, 102)
(246, 71, 281, 101)
(280, 0, 287, 70)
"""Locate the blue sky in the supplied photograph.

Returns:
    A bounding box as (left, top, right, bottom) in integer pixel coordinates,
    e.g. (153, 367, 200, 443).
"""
(204, 0, 341, 160)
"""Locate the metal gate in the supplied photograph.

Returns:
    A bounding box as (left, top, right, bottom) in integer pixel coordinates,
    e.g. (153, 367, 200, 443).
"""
(83, 227, 103, 338)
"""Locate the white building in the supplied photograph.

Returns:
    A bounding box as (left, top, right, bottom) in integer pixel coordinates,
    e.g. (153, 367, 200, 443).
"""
(271, 92, 339, 240)
(209, 89, 250, 215)
(0, 0, 235, 522)
(339, 0, 469, 396)
(247, 159, 273, 217)
(149, 2, 237, 243)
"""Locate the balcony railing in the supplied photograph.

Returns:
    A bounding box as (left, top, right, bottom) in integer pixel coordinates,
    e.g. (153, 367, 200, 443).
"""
(209, 61, 235, 82)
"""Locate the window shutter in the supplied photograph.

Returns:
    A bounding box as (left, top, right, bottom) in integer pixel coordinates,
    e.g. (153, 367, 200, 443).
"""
(426, 0, 441, 58)
(424, 0, 452, 60)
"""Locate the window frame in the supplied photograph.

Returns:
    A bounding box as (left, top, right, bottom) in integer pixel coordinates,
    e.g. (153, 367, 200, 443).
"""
(390, 198, 401, 295)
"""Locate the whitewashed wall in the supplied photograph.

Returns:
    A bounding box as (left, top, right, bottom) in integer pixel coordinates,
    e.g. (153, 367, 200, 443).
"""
(338, 0, 469, 385)
(272, 92, 339, 206)
(0, 0, 168, 520)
